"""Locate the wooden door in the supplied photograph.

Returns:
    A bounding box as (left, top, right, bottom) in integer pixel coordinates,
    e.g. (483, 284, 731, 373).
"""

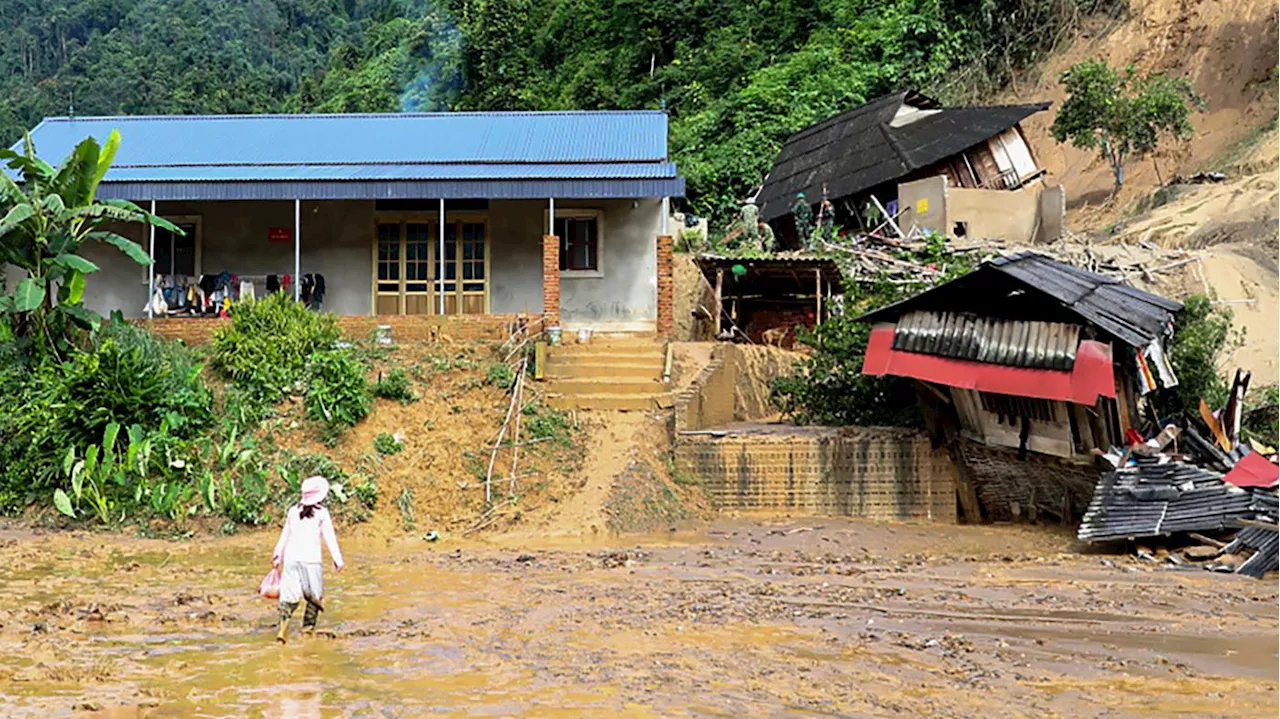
(375, 222, 402, 314)
(436, 218, 489, 315)
(374, 220, 438, 315)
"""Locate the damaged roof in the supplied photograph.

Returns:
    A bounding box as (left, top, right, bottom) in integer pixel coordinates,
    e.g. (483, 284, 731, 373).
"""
(1078, 460, 1256, 542)
(860, 252, 1182, 348)
(892, 311, 1081, 371)
(757, 91, 1049, 221)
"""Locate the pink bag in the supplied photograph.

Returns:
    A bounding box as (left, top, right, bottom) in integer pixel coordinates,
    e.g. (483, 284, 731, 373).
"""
(259, 567, 281, 600)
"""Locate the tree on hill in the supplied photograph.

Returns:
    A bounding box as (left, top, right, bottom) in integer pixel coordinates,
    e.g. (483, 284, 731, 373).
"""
(1050, 59, 1201, 193)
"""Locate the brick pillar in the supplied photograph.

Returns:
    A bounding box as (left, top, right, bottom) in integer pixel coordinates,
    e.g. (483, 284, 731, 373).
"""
(542, 234, 560, 326)
(656, 234, 674, 338)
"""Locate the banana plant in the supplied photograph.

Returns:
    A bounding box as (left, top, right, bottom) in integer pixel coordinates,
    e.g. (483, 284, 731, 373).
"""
(0, 130, 179, 357)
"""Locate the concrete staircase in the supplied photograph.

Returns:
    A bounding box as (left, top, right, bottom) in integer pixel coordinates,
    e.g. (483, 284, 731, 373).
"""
(544, 336, 671, 411)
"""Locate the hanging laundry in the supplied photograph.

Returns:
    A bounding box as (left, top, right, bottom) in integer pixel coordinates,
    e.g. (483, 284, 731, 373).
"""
(267, 275, 280, 294)
(309, 273, 326, 310)
(239, 280, 256, 301)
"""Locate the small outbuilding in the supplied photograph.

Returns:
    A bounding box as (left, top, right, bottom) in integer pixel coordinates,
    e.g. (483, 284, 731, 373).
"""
(695, 253, 844, 347)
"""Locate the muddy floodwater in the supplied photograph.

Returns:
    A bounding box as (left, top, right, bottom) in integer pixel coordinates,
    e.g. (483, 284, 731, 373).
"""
(0, 519, 1275, 718)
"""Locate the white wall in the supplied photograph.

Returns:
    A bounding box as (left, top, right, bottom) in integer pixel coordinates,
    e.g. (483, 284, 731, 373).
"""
(489, 197, 660, 329)
(58, 197, 659, 324)
(76, 200, 373, 318)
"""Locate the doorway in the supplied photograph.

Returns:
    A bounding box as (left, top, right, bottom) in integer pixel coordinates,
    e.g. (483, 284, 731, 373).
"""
(373, 217, 489, 315)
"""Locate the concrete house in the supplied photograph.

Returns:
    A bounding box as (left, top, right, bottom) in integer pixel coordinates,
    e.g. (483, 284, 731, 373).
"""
(756, 91, 1057, 245)
(14, 111, 685, 335)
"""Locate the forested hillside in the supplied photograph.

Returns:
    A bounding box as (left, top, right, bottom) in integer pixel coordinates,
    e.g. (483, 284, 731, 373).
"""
(0, 0, 1118, 221)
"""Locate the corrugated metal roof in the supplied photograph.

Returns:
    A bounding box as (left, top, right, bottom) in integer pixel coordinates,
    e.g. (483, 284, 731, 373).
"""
(97, 162, 677, 182)
(892, 310, 1080, 370)
(757, 91, 1049, 221)
(12, 111, 682, 199)
(91, 178, 686, 202)
(859, 252, 1181, 348)
(1077, 459, 1255, 543)
(989, 252, 1182, 347)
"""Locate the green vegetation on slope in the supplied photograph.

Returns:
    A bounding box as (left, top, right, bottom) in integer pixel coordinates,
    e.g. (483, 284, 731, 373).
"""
(1, 0, 1121, 224)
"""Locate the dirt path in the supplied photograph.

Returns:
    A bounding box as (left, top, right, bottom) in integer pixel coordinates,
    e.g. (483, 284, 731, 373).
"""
(0, 520, 1274, 718)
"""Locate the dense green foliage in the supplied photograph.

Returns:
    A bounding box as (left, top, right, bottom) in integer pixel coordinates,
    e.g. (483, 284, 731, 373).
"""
(0, 318, 212, 507)
(1051, 59, 1200, 191)
(1, 0, 1118, 224)
(1151, 295, 1237, 422)
(211, 291, 341, 402)
(772, 239, 979, 426)
(373, 367, 416, 403)
(0, 129, 175, 356)
(305, 349, 373, 427)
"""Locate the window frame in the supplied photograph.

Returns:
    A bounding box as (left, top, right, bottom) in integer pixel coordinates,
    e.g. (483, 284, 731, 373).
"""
(141, 215, 202, 283)
(546, 208, 605, 278)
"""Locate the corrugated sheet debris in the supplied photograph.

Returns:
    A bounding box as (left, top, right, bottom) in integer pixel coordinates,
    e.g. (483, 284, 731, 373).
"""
(1224, 491, 1278, 578)
(1077, 459, 1255, 543)
(892, 311, 1080, 370)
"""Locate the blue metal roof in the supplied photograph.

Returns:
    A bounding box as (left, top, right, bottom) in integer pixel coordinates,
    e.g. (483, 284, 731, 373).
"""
(12, 111, 683, 200)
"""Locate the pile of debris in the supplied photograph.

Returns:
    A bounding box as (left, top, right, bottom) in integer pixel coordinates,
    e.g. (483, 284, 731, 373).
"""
(1078, 371, 1278, 579)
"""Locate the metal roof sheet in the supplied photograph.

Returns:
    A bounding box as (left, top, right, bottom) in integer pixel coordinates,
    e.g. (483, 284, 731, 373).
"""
(892, 310, 1081, 370)
(90, 177, 686, 202)
(21, 111, 669, 165)
(1078, 459, 1255, 543)
(97, 161, 677, 182)
(11, 112, 681, 198)
(859, 252, 1181, 347)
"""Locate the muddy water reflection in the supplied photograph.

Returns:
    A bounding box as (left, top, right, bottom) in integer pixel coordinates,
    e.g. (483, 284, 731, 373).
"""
(0, 519, 1275, 718)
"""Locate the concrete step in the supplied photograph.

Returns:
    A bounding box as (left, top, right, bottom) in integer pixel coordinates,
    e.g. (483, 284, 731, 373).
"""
(543, 360, 663, 379)
(547, 392, 673, 411)
(546, 377, 667, 395)
(550, 341, 665, 357)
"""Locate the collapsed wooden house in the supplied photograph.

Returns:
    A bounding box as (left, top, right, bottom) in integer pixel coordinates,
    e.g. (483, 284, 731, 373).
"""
(757, 90, 1055, 246)
(857, 252, 1183, 522)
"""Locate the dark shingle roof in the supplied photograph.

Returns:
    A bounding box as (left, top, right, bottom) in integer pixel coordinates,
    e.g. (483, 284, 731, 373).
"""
(859, 252, 1182, 348)
(757, 91, 1048, 221)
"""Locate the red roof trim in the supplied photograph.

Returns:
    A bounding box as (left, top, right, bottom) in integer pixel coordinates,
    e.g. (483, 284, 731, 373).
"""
(862, 325, 1115, 404)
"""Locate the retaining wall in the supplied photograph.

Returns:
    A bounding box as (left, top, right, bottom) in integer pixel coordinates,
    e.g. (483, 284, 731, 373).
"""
(138, 314, 527, 345)
(675, 427, 957, 521)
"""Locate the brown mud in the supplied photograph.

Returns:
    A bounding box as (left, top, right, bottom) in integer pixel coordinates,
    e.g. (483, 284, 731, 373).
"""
(0, 519, 1274, 718)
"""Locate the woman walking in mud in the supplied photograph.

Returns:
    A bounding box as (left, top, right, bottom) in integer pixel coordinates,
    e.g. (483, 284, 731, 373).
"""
(272, 475, 345, 643)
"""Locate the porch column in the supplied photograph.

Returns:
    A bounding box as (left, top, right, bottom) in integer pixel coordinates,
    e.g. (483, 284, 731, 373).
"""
(293, 199, 301, 301)
(542, 197, 559, 327)
(438, 198, 446, 315)
(656, 232, 674, 338)
(147, 199, 156, 319)
(657, 197, 673, 337)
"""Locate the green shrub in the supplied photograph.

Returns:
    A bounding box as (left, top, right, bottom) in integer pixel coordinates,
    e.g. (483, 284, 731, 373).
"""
(212, 293, 340, 402)
(374, 367, 416, 403)
(373, 432, 403, 455)
(63, 319, 213, 438)
(522, 401, 574, 445)
(485, 361, 515, 390)
(305, 350, 372, 427)
(353, 479, 379, 511)
(0, 319, 213, 502)
(1151, 295, 1240, 424)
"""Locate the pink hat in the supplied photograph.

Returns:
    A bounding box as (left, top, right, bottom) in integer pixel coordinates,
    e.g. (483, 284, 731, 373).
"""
(300, 475, 330, 505)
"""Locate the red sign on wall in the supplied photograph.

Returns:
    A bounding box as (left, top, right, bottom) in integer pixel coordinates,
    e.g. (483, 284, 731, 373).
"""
(268, 227, 293, 244)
